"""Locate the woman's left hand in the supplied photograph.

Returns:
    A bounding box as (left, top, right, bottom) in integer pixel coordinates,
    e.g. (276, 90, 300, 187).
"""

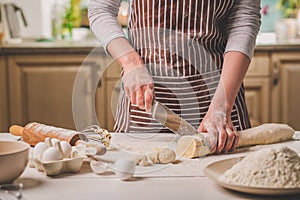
(198, 109, 239, 154)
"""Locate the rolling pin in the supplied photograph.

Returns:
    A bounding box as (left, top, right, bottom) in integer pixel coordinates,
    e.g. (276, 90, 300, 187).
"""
(176, 123, 295, 158)
(9, 122, 87, 146)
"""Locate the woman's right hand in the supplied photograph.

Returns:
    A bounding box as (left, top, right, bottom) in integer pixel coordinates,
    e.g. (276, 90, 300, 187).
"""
(122, 64, 154, 113)
(119, 50, 154, 113)
(106, 38, 154, 113)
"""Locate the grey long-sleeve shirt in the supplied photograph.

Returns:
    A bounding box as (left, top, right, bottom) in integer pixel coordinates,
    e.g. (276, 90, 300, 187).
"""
(88, 0, 261, 59)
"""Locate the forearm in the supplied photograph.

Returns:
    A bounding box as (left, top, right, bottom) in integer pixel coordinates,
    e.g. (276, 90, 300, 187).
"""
(109, 38, 154, 113)
(107, 38, 144, 72)
(210, 51, 250, 115)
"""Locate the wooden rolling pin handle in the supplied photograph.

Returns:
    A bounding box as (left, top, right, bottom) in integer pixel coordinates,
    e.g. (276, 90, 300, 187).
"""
(9, 125, 24, 137)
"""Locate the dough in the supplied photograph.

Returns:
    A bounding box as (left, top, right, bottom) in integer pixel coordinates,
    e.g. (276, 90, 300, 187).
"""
(135, 155, 151, 166)
(136, 148, 176, 166)
(158, 148, 176, 164)
(148, 150, 159, 164)
(176, 123, 295, 158)
(219, 147, 300, 188)
(237, 123, 294, 147)
(175, 136, 210, 158)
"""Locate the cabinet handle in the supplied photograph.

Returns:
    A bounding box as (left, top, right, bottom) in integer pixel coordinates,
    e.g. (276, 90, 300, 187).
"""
(114, 86, 120, 93)
(273, 63, 280, 86)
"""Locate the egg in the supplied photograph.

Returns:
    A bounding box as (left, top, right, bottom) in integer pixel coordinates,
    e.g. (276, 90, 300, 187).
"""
(59, 141, 72, 158)
(114, 159, 136, 181)
(41, 147, 63, 162)
(90, 160, 109, 174)
(45, 138, 53, 147)
(85, 142, 107, 156)
(51, 138, 60, 147)
(86, 142, 107, 155)
(33, 142, 48, 160)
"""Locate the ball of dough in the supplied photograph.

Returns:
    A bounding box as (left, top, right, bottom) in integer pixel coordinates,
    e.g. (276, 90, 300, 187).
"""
(158, 148, 176, 164)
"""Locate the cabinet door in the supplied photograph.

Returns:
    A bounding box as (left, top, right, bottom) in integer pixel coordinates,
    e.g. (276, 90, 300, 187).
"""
(272, 53, 300, 130)
(244, 78, 270, 127)
(244, 52, 271, 127)
(95, 59, 121, 131)
(0, 56, 9, 132)
(104, 80, 121, 131)
(8, 55, 100, 130)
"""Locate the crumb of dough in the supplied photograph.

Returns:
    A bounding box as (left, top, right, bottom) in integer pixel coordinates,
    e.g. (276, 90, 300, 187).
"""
(219, 146, 300, 188)
(135, 154, 152, 166)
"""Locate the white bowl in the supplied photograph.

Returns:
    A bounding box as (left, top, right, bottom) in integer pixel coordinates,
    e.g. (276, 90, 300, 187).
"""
(0, 141, 30, 184)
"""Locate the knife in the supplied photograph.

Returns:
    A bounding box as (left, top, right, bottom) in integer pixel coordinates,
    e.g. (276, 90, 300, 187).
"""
(151, 100, 198, 135)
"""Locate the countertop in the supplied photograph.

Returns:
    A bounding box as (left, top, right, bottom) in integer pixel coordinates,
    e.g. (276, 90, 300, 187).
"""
(0, 38, 104, 55)
(2, 33, 300, 55)
(1, 133, 300, 200)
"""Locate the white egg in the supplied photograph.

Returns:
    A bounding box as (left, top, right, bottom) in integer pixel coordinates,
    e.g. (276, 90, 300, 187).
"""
(33, 142, 48, 160)
(90, 160, 109, 174)
(51, 138, 60, 147)
(41, 147, 63, 162)
(45, 138, 53, 147)
(114, 159, 136, 181)
(71, 147, 87, 158)
(86, 146, 97, 155)
(86, 142, 107, 155)
(59, 141, 72, 158)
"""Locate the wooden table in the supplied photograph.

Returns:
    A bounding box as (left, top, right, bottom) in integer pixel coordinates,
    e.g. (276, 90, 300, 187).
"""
(1, 133, 300, 200)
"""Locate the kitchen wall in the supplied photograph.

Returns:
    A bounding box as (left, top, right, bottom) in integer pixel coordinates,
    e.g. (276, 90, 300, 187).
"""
(0, 0, 282, 39)
(0, 0, 55, 39)
(260, 0, 282, 32)
(0, 0, 89, 39)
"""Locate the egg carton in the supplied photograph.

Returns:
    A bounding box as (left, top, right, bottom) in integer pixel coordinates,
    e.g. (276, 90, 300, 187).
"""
(32, 157, 84, 176)
(29, 138, 106, 176)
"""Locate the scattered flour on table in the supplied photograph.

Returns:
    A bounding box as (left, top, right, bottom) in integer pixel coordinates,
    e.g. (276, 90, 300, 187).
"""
(219, 146, 300, 188)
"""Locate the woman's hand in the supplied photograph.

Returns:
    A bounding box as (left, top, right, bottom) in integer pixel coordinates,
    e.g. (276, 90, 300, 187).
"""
(198, 108, 238, 154)
(197, 51, 251, 154)
(122, 64, 154, 113)
(106, 38, 155, 113)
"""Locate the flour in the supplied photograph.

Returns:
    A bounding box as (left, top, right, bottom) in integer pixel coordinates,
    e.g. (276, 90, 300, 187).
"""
(219, 147, 300, 188)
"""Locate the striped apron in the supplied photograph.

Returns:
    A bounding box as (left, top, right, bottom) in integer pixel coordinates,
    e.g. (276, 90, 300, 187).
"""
(114, 0, 251, 133)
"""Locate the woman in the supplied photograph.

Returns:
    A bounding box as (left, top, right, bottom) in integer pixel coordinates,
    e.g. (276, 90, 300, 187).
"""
(88, 0, 261, 154)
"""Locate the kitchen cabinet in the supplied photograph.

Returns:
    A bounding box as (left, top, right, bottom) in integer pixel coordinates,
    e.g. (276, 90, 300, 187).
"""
(1, 42, 122, 132)
(1, 41, 300, 132)
(95, 58, 122, 131)
(244, 53, 272, 127)
(0, 55, 9, 132)
(271, 52, 300, 130)
(100, 60, 122, 131)
(7, 54, 102, 130)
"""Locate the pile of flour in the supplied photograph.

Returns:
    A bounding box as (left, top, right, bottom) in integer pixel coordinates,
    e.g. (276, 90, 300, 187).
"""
(219, 146, 300, 188)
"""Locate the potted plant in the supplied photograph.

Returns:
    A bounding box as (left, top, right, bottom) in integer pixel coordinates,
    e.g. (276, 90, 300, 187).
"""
(275, 0, 300, 40)
(277, 0, 299, 18)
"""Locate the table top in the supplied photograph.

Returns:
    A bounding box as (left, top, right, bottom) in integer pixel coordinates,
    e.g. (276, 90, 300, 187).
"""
(1, 133, 300, 200)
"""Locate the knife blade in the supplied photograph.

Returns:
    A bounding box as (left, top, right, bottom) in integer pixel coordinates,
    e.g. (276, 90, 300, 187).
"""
(151, 100, 198, 135)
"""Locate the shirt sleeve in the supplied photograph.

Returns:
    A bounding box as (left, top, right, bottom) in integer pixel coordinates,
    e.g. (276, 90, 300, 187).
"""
(224, 0, 261, 60)
(88, 0, 126, 53)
